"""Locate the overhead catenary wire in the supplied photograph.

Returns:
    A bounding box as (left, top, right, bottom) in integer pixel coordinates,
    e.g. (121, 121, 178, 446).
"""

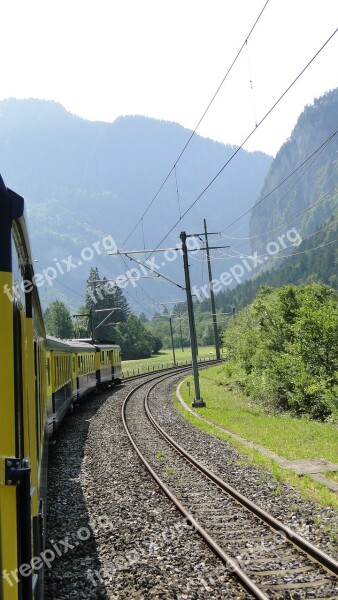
(223, 186, 337, 247)
(121, 0, 271, 248)
(217, 219, 338, 261)
(187, 212, 338, 264)
(143, 28, 337, 263)
(34, 263, 88, 302)
(260, 236, 338, 260)
(174, 165, 182, 219)
(118, 250, 160, 308)
(221, 127, 338, 237)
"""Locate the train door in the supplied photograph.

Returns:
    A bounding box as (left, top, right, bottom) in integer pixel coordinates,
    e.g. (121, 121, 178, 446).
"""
(10, 300, 33, 600)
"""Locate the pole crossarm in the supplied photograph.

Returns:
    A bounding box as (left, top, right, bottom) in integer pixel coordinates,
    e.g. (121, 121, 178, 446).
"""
(198, 245, 230, 251)
(108, 247, 179, 255)
(185, 232, 221, 237)
(110, 251, 186, 291)
(73, 308, 120, 336)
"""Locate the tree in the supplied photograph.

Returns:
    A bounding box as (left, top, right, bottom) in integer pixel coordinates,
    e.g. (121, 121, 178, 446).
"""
(85, 267, 129, 339)
(115, 315, 156, 359)
(73, 305, 90, 338)
(45, 300, 73, 339)
(221, 283, 338, 420)
(152, 335, 163, 354)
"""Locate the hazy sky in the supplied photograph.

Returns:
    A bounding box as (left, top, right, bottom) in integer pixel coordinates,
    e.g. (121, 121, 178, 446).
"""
(1, 0, 337, 156)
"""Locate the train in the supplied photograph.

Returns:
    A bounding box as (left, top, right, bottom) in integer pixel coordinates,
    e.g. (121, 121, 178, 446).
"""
(0, 175, 122, 600)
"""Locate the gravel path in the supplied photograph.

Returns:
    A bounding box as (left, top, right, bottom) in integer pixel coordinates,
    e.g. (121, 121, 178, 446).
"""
(44, 372, 338, 599)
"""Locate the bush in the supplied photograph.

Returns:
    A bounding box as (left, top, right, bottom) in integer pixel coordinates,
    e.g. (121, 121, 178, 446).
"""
(222, 283, 338, 421)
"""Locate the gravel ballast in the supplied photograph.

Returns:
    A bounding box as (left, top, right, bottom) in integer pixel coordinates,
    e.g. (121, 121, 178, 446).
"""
(44, 372, 338, 599)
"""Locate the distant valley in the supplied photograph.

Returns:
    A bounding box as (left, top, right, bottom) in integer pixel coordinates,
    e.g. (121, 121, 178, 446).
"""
(1, 89, 337, 315)
(0, 98, 271, 312)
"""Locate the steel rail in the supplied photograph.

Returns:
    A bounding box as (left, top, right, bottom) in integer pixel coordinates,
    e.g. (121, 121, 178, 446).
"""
(121, 358, 222, 383)
(144, 382, 338, 578)
(122, 370, 269, 599)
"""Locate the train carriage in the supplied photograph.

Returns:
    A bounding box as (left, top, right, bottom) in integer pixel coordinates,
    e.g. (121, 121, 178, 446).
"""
(69, 339, 97, 401)
(45, 336, 72, 435)
(0, 175, 122, 600)
(95, 343, 122, 389)
(0, 176, 47, 600)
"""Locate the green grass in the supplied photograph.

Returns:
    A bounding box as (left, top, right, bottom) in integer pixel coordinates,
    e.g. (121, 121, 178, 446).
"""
(325, 471, 338, 483)
(176, 366, 338, 509)
(122, 345, 219, 376)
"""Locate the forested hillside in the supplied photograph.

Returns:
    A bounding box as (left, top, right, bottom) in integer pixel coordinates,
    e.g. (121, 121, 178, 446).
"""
(250, 88, 338, 256)
(195, 203, 338, 317)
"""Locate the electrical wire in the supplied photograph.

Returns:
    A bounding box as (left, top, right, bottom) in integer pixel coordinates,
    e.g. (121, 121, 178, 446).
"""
(221, 127, 338, 237)
(224, 186, 337, 249)
(143, 28, 337, 263)
(34, 263, 88, 301)
(121, 0, 271, 248)
(187, 211, 338, 264)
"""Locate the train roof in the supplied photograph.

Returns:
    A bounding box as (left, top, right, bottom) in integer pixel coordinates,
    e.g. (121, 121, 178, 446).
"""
(47, 336, 101, 353)
(68, 339, 97, 352)
(72, 338, 121, 351)
(46, 335, 72, 352)
(94, 343, 121, 350)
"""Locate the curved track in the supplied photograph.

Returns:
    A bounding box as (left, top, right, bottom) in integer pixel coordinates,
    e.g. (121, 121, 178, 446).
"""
(122, 369, 338, 599)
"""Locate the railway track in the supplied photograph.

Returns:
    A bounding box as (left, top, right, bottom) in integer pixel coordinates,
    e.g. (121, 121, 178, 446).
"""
(121, 357, 221, 382)
(122, 369, 338, 599)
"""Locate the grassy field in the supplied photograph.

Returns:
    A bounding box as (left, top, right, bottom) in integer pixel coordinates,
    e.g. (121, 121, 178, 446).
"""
(122, 345, 219, 376)
(177, 365, 338, 508)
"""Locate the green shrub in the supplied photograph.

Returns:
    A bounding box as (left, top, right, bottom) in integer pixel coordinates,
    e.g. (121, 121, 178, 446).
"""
(221, 283, 338, 421)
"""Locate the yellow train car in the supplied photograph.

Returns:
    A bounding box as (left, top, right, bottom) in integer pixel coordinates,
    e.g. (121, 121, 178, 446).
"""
(70, 339, 122, 390)
(69, 340, 97, 401)
(0, 175, 47, 600)
(95, 343, 122, 389)
(0, 176, 123, 600)
(45, 336, 73, 435)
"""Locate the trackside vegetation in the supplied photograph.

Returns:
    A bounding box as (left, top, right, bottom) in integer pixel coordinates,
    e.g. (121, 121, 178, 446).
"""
(177, 377, 338, 509)
(221, 283, 338, 422)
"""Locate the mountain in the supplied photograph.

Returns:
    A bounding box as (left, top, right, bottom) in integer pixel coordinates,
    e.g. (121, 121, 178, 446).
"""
(188, 89, 338, 318)
(0, 98, 272, 312)
(249, 88, 338, 257)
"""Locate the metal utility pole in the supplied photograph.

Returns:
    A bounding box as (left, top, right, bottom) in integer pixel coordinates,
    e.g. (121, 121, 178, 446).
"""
(169, 317, 176, 366)
(179, 319, 184, 352)
(180, 231, 205, 407)
(204, 218, 221, 360)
